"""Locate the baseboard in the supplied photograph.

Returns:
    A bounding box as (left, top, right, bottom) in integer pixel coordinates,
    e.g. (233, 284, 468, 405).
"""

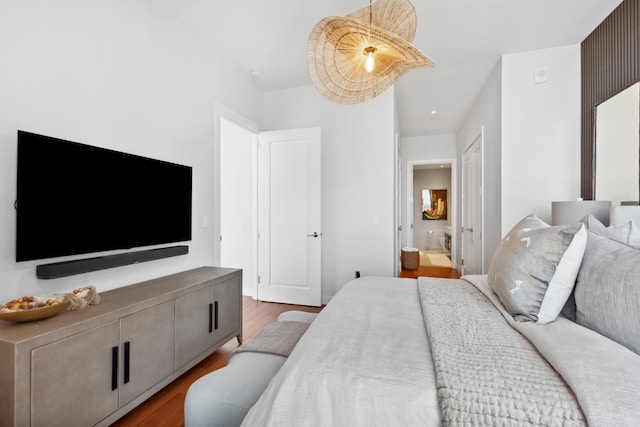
(36, 245, 189, 279)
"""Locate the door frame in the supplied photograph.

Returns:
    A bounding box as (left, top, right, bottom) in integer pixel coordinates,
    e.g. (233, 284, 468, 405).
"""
(461, 128, 485, 274)
(405, 158, 457, 269)
(394, 133, 402, 276)
(214, 102, 260, 298)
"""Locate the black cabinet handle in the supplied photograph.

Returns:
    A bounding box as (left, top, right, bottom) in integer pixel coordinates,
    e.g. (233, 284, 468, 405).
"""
(123, 341, 131, 384)
(214, 301, 219, 330)
(208, 303, 213, 333)
(111, 346, 118, 390)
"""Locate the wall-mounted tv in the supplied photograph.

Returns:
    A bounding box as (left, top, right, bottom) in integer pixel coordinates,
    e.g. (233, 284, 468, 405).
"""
(16, 130, 192, 263)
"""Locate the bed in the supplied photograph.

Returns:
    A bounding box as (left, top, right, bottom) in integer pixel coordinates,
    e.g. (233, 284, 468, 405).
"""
(187, 213, 640, 426)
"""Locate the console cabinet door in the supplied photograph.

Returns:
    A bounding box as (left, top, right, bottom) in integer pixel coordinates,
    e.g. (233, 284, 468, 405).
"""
(212, 275, 242, 344)
(119, 301, 175, 407)
(174, 285, 214, 370)
(31, 321, 120, 427)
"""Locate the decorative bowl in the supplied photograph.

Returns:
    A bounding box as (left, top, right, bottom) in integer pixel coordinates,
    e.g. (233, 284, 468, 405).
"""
(0, 295, 69, 323)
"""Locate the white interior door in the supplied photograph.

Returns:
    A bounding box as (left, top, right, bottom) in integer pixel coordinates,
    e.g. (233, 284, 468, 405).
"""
(462, 131, 484, 275)
(406, 166, 414, 248)
(257, 127, 321, 306)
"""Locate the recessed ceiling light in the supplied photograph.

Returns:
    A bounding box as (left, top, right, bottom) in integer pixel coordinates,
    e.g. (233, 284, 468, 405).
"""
(250, 70, 262, 78)
(430, 110, 437, 115)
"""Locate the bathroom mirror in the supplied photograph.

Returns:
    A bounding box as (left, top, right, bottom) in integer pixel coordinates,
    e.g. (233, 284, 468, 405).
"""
(422, 189, 447, 220)
(594, 81, 640, 204)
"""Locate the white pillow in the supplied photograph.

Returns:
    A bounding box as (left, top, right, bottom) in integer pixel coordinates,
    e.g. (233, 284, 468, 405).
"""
(488, 215, 587, 324)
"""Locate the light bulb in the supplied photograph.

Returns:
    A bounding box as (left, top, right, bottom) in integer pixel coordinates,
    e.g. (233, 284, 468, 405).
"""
(363, 47, 377, 73)
(365, 52, 375, 73)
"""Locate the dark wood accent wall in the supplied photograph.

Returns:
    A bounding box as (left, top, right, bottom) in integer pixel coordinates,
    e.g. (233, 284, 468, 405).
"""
(581, 0, 640, 199)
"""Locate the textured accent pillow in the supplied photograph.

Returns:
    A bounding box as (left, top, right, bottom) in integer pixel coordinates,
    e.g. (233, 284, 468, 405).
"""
(575, 231, 640, 355)
(488, 215, 587, 324)
(580, 214, 640, 248)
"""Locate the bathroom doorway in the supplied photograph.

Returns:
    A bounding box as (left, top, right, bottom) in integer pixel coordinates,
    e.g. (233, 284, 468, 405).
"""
(406, 160, 456, 269)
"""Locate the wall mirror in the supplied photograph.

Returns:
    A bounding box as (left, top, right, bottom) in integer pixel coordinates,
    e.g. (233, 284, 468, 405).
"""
(422, 189, 447, 220)
(594, 81, 640, 204)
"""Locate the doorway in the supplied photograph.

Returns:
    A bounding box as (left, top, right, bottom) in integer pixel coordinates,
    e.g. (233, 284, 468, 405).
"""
(218, 108, 259, 298)
(216, 103, 322, 305)
(406, 159, 457, 270)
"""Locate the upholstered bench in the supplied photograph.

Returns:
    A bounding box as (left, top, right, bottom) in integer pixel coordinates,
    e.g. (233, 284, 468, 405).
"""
(184, 311, 317, 427)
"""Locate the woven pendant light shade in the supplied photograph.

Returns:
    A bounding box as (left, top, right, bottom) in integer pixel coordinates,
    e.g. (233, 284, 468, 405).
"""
(308, 0, 434, 104)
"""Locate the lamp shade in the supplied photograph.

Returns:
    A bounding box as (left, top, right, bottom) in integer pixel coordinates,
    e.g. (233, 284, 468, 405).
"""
(307, 0, 434, 104)
(551, 200, 612, 226)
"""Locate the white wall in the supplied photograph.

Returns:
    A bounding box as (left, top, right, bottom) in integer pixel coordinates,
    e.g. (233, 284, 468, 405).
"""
(456, 61, 502, 273)
(263, 86, 397, 302)
(501, 45, 581, 233)
(401, 135, 457, 160)
(0, 2, 261, 302)
(456, 45, 582, 272)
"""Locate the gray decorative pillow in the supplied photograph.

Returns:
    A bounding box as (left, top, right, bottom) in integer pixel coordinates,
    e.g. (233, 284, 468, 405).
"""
(580, 214, 640, 248)
(575, 231, 640, 355)
(488, 215, 587, 324)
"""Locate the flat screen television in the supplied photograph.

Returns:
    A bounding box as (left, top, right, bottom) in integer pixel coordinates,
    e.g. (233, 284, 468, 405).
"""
(16, 130, 192, 262)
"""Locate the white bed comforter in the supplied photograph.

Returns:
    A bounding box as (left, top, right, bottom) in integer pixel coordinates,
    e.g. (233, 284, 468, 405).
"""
(241, 276, 440, 427)
(242, 275, 640, 426)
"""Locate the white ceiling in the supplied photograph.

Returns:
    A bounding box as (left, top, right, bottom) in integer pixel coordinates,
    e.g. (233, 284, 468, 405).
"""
(158, 0, 622, 137)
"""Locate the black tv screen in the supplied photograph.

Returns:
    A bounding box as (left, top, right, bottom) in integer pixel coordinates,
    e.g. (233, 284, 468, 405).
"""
(16, 130, 192, 262)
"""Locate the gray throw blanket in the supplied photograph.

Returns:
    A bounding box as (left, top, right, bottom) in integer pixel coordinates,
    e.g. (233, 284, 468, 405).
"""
(231, 320, 310, 358)
(417, 277, 586, 426)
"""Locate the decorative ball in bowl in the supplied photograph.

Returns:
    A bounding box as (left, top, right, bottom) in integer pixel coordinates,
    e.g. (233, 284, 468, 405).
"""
(0, 295, 70, 323)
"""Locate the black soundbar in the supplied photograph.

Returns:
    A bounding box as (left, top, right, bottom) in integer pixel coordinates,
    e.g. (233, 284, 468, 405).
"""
(36, 245, 189, 279)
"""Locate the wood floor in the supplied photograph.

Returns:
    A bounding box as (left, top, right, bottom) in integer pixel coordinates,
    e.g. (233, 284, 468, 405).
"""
(110, 267, 458, 426)
(110, 297, 323, 427)
(399, 265, 461, 279)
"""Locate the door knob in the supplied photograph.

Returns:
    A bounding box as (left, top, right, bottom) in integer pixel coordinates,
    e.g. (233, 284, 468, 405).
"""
(306, 232, 321, 237)
(466, 227, 474, 232)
